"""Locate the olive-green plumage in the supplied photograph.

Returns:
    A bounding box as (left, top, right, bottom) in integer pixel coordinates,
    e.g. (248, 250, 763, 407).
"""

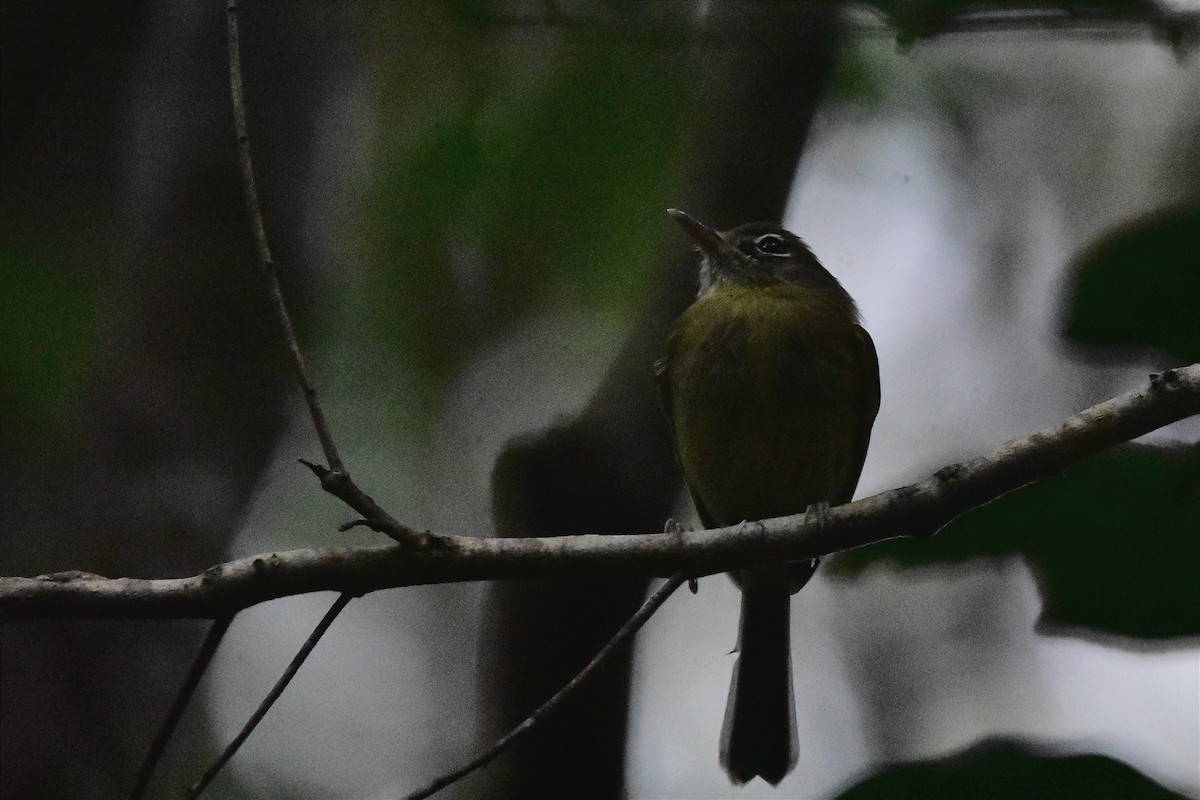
(658, 209, 880, 786)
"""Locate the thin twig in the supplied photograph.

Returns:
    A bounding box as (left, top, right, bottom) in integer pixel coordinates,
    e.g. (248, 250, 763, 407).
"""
(226, 0, 340, 473)
(225, 0, 421, 545)
(403, 573, 689, 800)
(128, 615, 234, 800)
(4, 363, 1197, 623)
(187, 593, 354, 799)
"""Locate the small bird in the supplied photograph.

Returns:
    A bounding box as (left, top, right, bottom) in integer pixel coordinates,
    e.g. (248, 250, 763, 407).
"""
(657, 209, 880, 785)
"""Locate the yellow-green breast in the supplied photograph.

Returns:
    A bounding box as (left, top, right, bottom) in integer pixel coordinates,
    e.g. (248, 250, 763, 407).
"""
(662, 282, 879, 528)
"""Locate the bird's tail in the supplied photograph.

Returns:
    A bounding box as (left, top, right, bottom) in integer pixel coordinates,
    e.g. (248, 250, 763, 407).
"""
(719, 583, 798, 785)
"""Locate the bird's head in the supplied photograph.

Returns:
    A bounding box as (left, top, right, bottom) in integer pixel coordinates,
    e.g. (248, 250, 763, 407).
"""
(668, 208, 852, 308)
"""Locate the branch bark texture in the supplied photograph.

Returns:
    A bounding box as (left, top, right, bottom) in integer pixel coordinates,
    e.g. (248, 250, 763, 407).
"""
(3, 364, 1197, 623)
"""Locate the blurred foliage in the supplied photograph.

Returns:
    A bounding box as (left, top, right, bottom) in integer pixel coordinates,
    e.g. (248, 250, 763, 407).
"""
(0, 233, 103, 449)
(354, 3, 694, 410)
(856, 0, 1177, 46)
(826, 32, 891, 108)
(835, 738, 1187, 800)
(830, 443, 1200, 638)
(831, 192, 1200, 639)
(1063, 204, 1200, 363)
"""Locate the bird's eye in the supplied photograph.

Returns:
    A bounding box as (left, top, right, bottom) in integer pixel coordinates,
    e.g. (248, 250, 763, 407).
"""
(754, 233, 790, 256)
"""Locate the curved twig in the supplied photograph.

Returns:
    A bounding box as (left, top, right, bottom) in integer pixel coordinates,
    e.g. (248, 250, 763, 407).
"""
(186, 593, 354, 799)
(226, 0, 421, 546)
(128, 615, 234, 800)
(403, 574, 689, 800)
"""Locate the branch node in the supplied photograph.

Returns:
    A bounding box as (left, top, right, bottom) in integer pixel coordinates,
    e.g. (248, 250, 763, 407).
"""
(934, 462, 967, 482)
(320, 468, 351, 491)
(36, 570, 104, 583)
(298, 457, 329, 478)
(1150, 368, 1179, 390)
(663, 517, 689, 539)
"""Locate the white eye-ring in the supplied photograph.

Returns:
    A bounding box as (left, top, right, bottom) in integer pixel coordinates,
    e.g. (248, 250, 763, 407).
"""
(754, 233, 790, 256)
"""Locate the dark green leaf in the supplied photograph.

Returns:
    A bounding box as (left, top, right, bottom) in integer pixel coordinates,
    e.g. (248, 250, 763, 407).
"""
(355, 10, 692, 404)
(1063, 204, 1200, 363)
(836, 738, 1187, 800)
(0, 235, 103, 449)
(829, 444, 1200, 638)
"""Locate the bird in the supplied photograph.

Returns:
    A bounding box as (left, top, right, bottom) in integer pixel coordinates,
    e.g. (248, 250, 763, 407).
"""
(657, 208, 880, 785)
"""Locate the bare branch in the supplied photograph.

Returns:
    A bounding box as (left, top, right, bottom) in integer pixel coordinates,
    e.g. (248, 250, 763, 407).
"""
(226, 0, 335, 472)
(186, 594, 354, 799)
(128, 616, 233, 800)
(225, 0, 421, 546)
(2, 363, 1197, 623)
(404, 574, 688, 800)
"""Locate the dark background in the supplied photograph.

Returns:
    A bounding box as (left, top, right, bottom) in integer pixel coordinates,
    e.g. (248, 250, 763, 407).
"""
(2, 1, 1197, 798)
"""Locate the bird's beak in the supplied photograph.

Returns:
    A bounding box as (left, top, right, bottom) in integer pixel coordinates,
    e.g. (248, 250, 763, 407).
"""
(668, 208, 725, 258)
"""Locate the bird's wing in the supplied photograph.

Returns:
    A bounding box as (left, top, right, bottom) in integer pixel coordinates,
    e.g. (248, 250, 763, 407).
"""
(849, 324, 881, 490)
(656, 349, 720, 529)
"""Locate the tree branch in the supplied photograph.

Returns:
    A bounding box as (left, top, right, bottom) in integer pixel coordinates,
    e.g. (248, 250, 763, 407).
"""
(2, 363, 1197, 623)
(226, 0, 422, 546)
